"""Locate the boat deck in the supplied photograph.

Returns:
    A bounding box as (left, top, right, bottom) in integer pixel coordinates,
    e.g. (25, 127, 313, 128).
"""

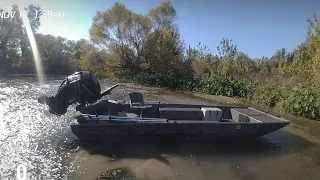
(230, 107, 287, 123)
(75, 102, 289, 124)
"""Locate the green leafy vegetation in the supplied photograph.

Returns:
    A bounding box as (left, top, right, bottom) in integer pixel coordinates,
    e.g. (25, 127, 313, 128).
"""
(276, 85, 320, 119)
(135, 73, 187, 90)
(252, 84, 284, 108)
(1, 2, 320, 120)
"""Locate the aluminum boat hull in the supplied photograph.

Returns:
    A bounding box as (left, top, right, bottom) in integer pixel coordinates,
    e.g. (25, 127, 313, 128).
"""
(70, 103, 290, 141)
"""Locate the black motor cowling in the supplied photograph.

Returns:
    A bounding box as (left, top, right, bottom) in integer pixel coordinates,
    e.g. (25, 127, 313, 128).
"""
(60, 71, 101, 104)
(38, 71, 101, 115)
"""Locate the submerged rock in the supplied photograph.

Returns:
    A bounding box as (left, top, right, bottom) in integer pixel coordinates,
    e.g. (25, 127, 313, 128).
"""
(96, 167, 139, 180)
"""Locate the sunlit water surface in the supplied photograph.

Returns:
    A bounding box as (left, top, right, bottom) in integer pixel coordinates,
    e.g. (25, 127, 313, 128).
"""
(0, 77, 77, 179)
(0, 77, 320, 180)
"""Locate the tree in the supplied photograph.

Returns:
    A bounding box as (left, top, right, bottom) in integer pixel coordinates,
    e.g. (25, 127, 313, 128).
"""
(76, 39, 104, 71)
(142, 1, 184, 76)
(90, 2, 151, 75)
(37, 34, 76, 74)
(185, 43, 211, 77)
(0, 5, 20, 74)
(148, 1, 177, 30)
(217, 38, 238, 60)
(143, 28, 184, 76)
(25, 4, 42, 32)
(306, 14, 320, 83)
(234, 52, 255, 76)
(0, 4, 43, 75)
(90, 1, 184, 77)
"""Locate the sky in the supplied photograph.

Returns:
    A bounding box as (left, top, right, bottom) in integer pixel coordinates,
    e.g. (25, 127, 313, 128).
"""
(1, 0, 320, 58)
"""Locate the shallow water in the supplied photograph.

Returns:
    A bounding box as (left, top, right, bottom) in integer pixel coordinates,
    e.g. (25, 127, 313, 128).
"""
(0, 77, 320, 180)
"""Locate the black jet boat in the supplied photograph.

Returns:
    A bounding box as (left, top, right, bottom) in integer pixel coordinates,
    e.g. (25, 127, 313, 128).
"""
(38, 71, 290, 141)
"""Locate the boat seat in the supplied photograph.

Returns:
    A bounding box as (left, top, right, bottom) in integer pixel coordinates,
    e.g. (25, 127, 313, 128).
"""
(159, 107, 203, 120)
(128, 92, 149, 107)
(128, 92, 152, 117)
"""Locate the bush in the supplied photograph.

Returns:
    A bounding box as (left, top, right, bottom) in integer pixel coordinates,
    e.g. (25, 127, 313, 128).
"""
(94, 70, 108, 79)
(134, 73, 187, 89)
(276, 85, 320, 119)
(135, 73, 252, 98)
(91, 68, 114, 79)
(198, 75, 252, 98)
(181, 78, 202, 91)
(252, 84, 283, 107)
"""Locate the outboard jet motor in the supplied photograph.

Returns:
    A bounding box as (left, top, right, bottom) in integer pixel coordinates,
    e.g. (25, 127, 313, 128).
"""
(38, 71, 115, 115)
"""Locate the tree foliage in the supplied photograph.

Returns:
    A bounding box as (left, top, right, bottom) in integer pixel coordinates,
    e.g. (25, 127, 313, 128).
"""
(89, 1, 184, 77)
(0, 4, 42, 74)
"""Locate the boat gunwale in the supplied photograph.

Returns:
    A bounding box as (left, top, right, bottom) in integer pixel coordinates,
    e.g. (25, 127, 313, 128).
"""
(70, 120, 290, 126)
(73, 105, 291, 125)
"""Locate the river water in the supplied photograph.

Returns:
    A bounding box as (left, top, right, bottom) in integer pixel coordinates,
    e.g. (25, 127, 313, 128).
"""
(0, 77, 320, 180)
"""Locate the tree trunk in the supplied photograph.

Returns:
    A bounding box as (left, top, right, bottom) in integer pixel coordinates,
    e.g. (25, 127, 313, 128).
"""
(0, 46, 7, 75)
